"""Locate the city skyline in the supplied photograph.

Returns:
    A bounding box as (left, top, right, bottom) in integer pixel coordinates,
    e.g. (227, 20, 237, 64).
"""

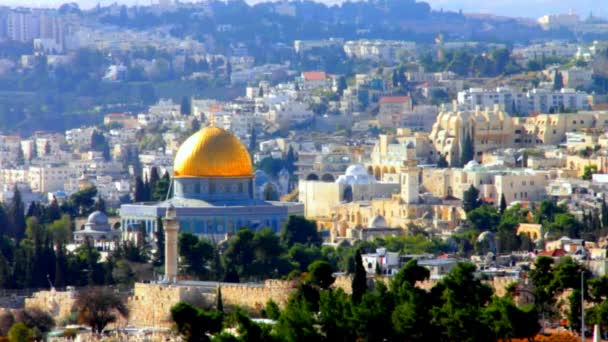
(1, 0, 605, 19)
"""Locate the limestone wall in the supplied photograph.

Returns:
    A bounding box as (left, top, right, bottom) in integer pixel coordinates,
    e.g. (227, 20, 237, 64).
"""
(24, 290, 76, 323)
(128, 283, 212, 328)
(332, 275, 353, 294)
(221, 279, 297, 313)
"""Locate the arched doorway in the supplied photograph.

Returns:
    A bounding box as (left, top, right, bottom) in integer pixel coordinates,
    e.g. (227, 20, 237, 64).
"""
(321, 173, 335, 182)
(306, 173, 319, 180)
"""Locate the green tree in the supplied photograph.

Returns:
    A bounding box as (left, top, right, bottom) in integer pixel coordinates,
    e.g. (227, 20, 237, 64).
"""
(353, 282, 396, 341)
(179, 233, 214, 279)
(499, 193, 507, 214)
(306, 260, 335, 289)
(432, 263, 494, 342)
(529, 256, 557, 318)
(318, 288, 356, 341)
(482, 297, 540, 340)
(9, 187, 26, 239)
(553, 70, 564, 90)
(153, 217, 164, 267)
(134, 176, 147, 202)
(467, 205, 500, 231)
(460, 131, 474, 166)
(8, 322, 32, 342)
(216, 286, 224, 313)
(280, 216, 321, 248)
(275, 297, 320, 342)
(152, 172, 171, 201)
(582, 164, 598, 180)
(69, 186, 98, 216)
(351, 249, 367, 304)
(73, 287, 129, 334)
(462, 184, 482, 213)
(171, 302, 223, 342)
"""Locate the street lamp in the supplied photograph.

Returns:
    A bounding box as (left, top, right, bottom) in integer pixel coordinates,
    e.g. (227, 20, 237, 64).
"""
(581, 270, 585, 342)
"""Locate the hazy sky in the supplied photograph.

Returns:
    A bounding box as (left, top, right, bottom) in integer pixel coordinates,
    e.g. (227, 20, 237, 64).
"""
(1, 0, 605, 19)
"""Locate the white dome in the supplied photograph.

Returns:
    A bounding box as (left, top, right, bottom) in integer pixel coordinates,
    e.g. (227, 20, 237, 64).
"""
(369, 215, 388, 228)
(345, 164, 367, 177)
(337, 165, 376, 185)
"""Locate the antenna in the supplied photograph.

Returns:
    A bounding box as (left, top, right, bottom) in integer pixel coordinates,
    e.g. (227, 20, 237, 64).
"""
(165, 177, 173, 201)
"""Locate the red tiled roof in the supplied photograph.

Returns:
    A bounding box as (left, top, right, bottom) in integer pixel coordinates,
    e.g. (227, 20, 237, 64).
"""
(537, 249, 567, 257)
(302, 71, 327, 81)
(379, 96, 411, 104)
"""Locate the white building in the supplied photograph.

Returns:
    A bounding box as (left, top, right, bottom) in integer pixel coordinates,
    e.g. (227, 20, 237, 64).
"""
(344, 40, 416, 63)
(457, 87, 590, 114)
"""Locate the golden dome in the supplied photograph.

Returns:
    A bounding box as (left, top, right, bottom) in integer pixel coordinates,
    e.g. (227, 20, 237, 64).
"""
(173, 126, 253, 178)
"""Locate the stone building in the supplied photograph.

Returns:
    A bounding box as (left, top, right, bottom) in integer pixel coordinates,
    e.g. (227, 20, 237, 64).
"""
(120, 125, 303, 242)
(429, 105, 608, 166)
(73, 211, 121, 251)
(298, 164, 399, 218)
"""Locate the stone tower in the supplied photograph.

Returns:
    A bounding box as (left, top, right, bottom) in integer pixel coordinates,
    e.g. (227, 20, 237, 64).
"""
(400, 160, 419, 204)
(163, 204, 179, 283)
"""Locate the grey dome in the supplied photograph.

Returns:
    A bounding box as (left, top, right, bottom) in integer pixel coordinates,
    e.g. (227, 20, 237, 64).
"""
(369, 215, 388, 228)
(87, 211, 109, 225)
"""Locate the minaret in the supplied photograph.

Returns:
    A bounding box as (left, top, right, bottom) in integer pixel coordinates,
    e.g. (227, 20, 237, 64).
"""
(163, 204, 179, 283)
(400, 160, 419, 205)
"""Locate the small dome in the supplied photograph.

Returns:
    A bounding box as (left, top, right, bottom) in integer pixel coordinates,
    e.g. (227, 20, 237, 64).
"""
(87, 211, 109, 225)
(345, 164, 367, 177)
(465, 160, 480, 168)
(369, 215, 388, 228)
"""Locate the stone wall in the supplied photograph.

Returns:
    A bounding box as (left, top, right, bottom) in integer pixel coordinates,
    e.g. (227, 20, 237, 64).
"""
(24, 290, 76, 323)
(128, 282, 214, 328)
(221, 279, 297, 313)
(332, 275, 353, 294)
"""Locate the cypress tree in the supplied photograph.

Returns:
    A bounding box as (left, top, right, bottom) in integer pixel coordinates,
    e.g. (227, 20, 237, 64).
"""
(499, 193, 507, 214)
(134, 176, 146, 202)
(30, 143, 37, 161)
(460, 130, 474, 166)
(352, 249, 367, 304)
(180, 96, 191, 116)
(601, 195, 608, 229)
(44, 141, 51, 155)
(9, 187, 26, 240)
(54, 242, 66, 287)
(216, 286, 224, 313)
(0, 253, 10, 288)
(249, 127, 257, 154)
(0, 205, 9, 236)
(462, 185, 482, 213)
(15, 146, 24, 166)
(153, 216, 164, 267)
(95, 197, 106, 213)
(45, 197, 61, 224)
(553, 70, 564, 90)
(149, 167, 160, 189)
(285, 146, 297, 174)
